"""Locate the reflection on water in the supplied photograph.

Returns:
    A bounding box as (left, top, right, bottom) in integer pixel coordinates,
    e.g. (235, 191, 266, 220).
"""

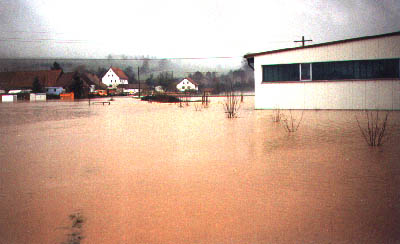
(0, 97, 400, 244)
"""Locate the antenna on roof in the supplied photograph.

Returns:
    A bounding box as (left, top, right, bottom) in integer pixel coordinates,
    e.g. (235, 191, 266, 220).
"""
(294, 36, 312, 47)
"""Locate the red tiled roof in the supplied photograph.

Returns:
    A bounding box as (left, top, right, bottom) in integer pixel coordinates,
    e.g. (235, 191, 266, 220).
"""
(110, 67, 129, 80)
(81, 72, 107, 89)
(0, 70, 63, 90)
(244, 31, 400, 58)
(55, 72, 76, 87)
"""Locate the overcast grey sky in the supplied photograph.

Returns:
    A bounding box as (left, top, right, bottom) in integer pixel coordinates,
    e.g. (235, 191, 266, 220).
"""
(0, 0, 399, 59)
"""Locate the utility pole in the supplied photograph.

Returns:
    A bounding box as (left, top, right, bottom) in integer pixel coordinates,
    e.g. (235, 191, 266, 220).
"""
(294, 36, 312, 47)
(138, 66, 140, 98)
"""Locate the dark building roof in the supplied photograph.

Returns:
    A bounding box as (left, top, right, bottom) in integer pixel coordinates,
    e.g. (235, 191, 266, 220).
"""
(81, 72, 107, 89)
(55, 72, 76, 87)
(0, 69, 63, 90)
(244, 31, 400, 58)
(0, 70, 108, 91)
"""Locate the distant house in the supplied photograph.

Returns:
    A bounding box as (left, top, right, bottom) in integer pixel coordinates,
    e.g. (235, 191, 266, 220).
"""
(0, 69, 63, 91)
(45, 87, 64, 96)
(52, 72, 105, 97)
(53, 72, 76, 89)
(101, 67, 128, 88)
(176, 78, 198, 92)
(155, 85, 164, 93)
(0, 69, 105, 99)
(81, 72, 107, 92)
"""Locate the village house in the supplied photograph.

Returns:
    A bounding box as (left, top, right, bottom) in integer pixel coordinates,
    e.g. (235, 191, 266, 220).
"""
(155, 85, 164, 93)
(0, 69, 105, 100)
(46, 87, 64, 96)
(244, 31, 400, 110)
(101, 67, 128, 88)
(81, 72, 108, 92)
(57, 72, 107, 97)
(176, 77, 199, 92)
(0, 69, 63, 92)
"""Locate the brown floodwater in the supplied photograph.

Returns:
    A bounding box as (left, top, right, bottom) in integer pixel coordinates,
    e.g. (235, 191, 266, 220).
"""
(0, 96, 400, 244)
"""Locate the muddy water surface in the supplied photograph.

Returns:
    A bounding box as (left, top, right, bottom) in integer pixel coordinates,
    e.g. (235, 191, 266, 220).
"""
(0, 97, 400, 244)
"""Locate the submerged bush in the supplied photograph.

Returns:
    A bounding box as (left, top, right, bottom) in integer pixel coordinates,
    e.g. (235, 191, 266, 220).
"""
(356, 110, 390, 146)
(272, 108, 283, 122)
(280, 110, 304, 133)
(194, 102, 202, 111)
(223, 87, 241, 118)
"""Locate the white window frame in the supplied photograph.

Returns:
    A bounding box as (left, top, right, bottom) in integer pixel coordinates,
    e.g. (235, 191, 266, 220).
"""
(299, 63, 312, 81)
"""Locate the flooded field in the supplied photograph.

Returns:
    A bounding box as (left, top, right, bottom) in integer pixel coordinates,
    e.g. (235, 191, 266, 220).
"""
(1, 96, 400, 244)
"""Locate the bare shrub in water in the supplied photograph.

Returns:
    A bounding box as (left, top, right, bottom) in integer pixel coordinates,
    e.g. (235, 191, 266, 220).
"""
(281, 110, 304, 133)
(184, 92, 190, 106)
(355, 110, 390, 146)
(272, 108, 283, 122)
(224, 88, 240, 118)
(194, 102, 202, 111)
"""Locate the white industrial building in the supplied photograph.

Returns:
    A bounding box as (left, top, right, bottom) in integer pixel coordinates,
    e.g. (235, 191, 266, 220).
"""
(244, 31, 400, 110)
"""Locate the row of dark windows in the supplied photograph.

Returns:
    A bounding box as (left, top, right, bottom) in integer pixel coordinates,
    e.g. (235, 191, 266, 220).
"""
(262, 58, 400, 82)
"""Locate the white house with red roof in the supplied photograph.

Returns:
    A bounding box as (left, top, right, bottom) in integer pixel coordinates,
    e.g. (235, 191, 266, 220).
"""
(176, 78, 198, 92)
(101, 67, 128, 88)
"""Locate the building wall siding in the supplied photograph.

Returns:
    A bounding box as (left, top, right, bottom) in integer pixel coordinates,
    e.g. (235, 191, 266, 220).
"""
(253, 34, 400, 110)
(255, 80, 399, 110)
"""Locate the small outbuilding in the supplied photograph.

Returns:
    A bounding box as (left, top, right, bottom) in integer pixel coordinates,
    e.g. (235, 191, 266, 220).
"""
(244, 31, 400, 110)
(30, 93, 47, 101)
(1, 95, 17, 102)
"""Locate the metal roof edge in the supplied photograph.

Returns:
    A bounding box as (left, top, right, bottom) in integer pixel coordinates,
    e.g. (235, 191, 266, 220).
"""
(244, 31, 400, 58)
